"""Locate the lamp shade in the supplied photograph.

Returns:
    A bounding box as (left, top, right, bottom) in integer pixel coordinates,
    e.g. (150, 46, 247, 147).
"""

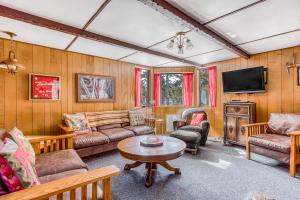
(0, 50, 25, 74)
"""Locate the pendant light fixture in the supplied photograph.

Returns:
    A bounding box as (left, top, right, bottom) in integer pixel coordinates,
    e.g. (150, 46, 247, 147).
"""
(166, 31, 194, 54)
(0, 31, 25, 74)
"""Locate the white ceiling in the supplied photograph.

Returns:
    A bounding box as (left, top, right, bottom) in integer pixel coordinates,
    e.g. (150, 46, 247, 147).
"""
(0, 0, 105, 28)
(166, 0, 257, 23)
(0, 17, 75, 49)
(69, 37, 136, 60)
(0, 0, 300, 67)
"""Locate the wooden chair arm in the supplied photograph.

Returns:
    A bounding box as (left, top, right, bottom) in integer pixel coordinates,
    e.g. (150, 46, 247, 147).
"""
(288, 130, 300, 136)
(242, 122, 268, 137)
(145, 118, 159, 129)
(60, 124, 75, 134)
(26, 134, 75, 155)
(0, 165, 120, 200)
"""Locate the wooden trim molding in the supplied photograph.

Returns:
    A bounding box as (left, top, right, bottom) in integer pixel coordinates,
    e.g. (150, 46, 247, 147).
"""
(0, 5, 200, 66)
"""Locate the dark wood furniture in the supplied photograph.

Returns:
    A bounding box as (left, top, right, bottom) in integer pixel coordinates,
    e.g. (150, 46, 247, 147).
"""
(117, 135, 186, 187)
(223, 101, 256, 146)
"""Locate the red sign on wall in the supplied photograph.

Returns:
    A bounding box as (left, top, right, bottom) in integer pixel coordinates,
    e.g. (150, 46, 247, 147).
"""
(30, 74, 60, 100)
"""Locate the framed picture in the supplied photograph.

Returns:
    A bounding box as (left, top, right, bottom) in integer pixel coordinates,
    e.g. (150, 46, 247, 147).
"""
(29, 73, 61, 100)
(298, 67, 300, 86)
(76, 73, 116, 102)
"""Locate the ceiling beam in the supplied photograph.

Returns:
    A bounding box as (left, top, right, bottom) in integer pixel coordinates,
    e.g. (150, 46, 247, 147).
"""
(151, 0, 250, 59)
(0, 5, 200, 66)
(65, 0, 111, 50)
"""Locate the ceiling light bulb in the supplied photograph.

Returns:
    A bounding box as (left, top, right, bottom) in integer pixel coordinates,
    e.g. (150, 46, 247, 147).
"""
(186, 39, 194, 50)
(166, 39, 174, 50)
(178, 46, 184, 54)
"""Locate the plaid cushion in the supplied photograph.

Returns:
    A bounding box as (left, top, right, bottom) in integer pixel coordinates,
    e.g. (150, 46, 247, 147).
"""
(129, 110, 145, 126)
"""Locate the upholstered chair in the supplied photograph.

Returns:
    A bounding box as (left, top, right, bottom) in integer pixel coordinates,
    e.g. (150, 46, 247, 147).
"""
(243, 113, 300, 177)
(173, 108, 210, 146)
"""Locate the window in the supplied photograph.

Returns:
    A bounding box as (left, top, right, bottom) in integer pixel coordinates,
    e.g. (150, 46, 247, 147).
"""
(160, 73, 183, 106)
(140, 69, 150, 107)
(199, 68, 209, 106)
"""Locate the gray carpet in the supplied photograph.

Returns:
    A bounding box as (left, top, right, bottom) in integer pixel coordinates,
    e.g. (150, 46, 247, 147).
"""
(84, 141, 300, 200)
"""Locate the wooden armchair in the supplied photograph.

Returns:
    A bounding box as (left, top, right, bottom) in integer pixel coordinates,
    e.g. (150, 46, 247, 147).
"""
(243, 122, 300, 177)
(0, 134, 120, 200)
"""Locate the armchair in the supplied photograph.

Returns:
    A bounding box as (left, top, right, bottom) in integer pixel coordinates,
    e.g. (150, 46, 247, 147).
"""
(173, 108, 210, 146)
(0, 134, 120, 200)
(243, 113, 300, 177)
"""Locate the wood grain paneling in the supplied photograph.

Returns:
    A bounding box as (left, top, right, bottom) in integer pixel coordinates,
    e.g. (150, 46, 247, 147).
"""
(0, 38, 151, 135)
(203, 46, 300, 138)
(155, 46, 300, 139)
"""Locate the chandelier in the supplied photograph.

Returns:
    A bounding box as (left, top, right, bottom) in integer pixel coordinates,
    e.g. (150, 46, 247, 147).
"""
(166, 31, 194, 54)
(0, 31, 25, 74)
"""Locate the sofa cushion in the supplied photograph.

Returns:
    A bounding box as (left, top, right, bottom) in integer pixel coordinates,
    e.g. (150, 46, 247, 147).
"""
(39, 168, 102, 200)
(268, 113, 300, 135)
(124, 126, 154, 136)
(97, 123, 121, 131)
(39, 168, 87, 183)
(249, 134, 290, 154)
(129, 110, 145, 126)
(73, 132, 109, 149)
(179, 125, 202, 133)
(35, 149, 87, 177)
(170, 130, 201, 144)
(100, 128, 134, 142)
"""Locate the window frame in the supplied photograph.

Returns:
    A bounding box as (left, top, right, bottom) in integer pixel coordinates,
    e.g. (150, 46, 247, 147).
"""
(199, 68, 210, 107)
(160, 73, 184, 106)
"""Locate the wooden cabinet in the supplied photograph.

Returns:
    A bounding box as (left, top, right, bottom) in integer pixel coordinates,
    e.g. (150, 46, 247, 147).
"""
(223, 102, 256, 146)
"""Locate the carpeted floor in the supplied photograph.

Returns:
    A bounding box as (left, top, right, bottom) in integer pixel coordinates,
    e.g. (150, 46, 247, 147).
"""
(84, 141, 300, 200)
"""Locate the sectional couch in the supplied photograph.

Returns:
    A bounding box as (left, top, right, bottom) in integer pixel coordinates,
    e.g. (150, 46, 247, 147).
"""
(60, 110, 155, 157)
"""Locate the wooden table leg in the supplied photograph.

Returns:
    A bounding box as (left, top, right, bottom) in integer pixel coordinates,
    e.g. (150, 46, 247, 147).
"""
(158, 162, 181, 175)
(145, 162, 156, 187)
(124, 161, 143, 170)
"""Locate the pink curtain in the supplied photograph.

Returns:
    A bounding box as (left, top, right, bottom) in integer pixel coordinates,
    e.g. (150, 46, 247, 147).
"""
(154, 73, 161, 107)
(208, 66, 217, 107)
(183, 73, 193, 106)
(134, 68, 142, 107)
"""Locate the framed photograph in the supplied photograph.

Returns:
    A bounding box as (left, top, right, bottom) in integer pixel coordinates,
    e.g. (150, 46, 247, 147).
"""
(298, 67, 300, 86)
(29, 73, 61, 100)
(76, 73, 116, 102)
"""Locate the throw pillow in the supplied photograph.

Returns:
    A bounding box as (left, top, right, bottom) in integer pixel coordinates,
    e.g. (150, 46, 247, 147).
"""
(129, 110, 145, 126)
(0, 138, 40, 192)
(268, 113, 300, 135)
(63, 113, 91, 133)
(188, 112, 206, 126)
(8, 127, 35, 165)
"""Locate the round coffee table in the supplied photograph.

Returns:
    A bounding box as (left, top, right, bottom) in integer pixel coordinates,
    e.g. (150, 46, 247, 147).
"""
(117, 135, 186, 187)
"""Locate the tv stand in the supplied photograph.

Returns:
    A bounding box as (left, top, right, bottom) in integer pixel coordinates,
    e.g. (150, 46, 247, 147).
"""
(223, 102, 256, 146)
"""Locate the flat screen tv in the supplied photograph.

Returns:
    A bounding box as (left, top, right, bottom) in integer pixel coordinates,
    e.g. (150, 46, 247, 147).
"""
(222, 66, 266, 94)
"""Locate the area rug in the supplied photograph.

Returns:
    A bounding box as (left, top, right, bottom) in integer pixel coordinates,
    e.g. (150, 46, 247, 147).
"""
(84, 141, 300, 200)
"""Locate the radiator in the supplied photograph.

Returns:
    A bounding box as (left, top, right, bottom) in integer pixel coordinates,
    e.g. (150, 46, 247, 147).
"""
(166, 114, 181, 132)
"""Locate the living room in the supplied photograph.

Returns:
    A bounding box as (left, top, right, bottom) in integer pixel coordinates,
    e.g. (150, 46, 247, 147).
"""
(0, 0, 300, 200)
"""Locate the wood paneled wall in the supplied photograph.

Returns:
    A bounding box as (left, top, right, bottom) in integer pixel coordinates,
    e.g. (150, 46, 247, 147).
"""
(0, 38, 152, 135)
(204, 46, 300, 138)
(153, 46, 300, 139)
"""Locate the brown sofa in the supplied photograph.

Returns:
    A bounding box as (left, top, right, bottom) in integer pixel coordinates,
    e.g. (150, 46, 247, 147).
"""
(0, 133, 119, 200)
(61, 110, 155, 157)
(243, 113, 300, 177)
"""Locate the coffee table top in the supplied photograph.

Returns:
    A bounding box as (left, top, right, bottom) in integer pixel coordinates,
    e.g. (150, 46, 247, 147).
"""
(117, 135, 186, 162)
